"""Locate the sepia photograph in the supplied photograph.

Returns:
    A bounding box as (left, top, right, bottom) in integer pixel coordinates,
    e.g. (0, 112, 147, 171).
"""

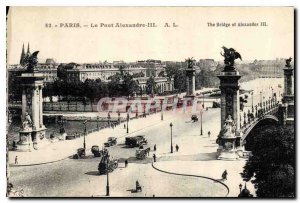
(6, 6, 295, 198)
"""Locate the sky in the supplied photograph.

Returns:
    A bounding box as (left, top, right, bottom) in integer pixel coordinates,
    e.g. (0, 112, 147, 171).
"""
(7, 7, 294, 64)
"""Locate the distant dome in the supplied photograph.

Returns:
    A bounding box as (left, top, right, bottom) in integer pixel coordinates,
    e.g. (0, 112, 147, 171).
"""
(45, 58, 56, 65)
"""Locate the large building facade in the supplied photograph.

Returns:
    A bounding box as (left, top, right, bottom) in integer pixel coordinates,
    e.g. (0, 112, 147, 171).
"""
(8, 44, 174, 95)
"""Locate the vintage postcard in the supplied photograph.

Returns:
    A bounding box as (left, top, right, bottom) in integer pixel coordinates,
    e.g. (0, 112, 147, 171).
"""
(6, 7, 295, 198)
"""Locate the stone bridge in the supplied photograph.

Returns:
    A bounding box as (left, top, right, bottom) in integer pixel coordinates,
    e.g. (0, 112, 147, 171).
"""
(240, 104, 279, 143)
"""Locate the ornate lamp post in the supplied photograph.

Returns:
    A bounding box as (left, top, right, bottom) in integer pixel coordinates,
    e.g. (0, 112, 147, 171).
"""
(170, 122, 173, 153)
(271, 87, 273, 99)
(97, 116, 99, 131)
(202, 93, 205, 109)
(117, 111, 120, 123)
(260, 91, 262, 109)
(240, 113, 242, 128)
(200, 109, 203, 136)
(255, 105, 258, 118)
(247, 109, 251, 123)
(251, 91, 254, 113)
(107, 112, 111, 127)
(126, 111, 129, 134)
(83, 120, 87, 151)
(160, 99, 164, 121)
(106, 152, 110, 196)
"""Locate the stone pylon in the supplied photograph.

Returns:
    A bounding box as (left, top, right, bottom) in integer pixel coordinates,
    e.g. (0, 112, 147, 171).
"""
(216, 46, 242, 160)
(278, 58, 294, 126)
(185, 58, 196, 97)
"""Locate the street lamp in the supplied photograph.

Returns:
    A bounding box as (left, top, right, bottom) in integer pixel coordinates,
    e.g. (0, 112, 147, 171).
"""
(251, 92, 254, 113)
(271, 87, 273, 99)
(107, 112, 111, 127)
(161, 99, 164, 121)
(200, 109, 203, 136)
(126, 111, 129, 134)
(170, 122, 173, 153)
(202, 93, 205, 109)
(106, 152, 110, 196)
(97, 116, 99, 131)
(117, 111, 120, 123)
(83, 120, 87, 151)
(260, 91, 262, 109)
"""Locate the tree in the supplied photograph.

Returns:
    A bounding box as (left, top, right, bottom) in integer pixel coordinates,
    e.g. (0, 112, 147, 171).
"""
(242, 125, 295, 197)
(165, 62, 186, 92)
(123, 73, 139, 96)
(145, 76, 157, 95)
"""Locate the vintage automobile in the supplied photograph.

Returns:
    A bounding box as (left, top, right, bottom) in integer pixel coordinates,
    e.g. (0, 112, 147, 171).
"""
(125, 135, 147, 148)
(91, 145, 102, 157)
(136, 147, 151, 160)
(104, 137, 117, 147)
(212, 101, 221, 108)
(98, 156, 118, 175)
(65, 134, 76, 140)
(191, 115, 198, 122)
(73, 148, 86, 159)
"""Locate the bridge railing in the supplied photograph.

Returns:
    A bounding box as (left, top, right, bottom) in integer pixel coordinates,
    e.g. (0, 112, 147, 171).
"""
(240, 104, 279, 141)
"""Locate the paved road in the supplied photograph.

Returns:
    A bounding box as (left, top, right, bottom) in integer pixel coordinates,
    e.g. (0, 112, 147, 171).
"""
(9, 107, 224, 197)
(9, 78, 284, 197)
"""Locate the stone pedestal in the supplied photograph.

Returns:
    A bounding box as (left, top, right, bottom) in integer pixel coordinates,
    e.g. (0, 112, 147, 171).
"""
(218, 71, 241, 129)
(17, 72, 47, 151)
(17, 131, 33, 152)
(216, 69, 242, 160)
(185, 67, 196, 97)
(279, 63, 294, 126)
(216, 117, 240, 160)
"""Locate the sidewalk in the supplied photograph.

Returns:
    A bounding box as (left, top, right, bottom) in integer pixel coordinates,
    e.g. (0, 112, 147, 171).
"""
(9, 111, 175, 166)
(150, 111, 256, 197)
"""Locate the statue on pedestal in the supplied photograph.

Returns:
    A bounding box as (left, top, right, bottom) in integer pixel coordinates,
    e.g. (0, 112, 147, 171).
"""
(286, 57, 292, 68)
(22, 112, 32, 131)
(23, 51, 39, 73)
(221, 115, 236, 138)
(220, 46, 242, 72)
(186, 57, 195, 69)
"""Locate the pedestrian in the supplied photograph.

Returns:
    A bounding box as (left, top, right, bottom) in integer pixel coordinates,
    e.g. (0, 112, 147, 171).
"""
(153, 154, 156, 162)
(208, 131, 211, 137)
(147, 149, 150, 156)
(175, 144, 179, 152)
(15, 156, 18, 164)
(125, 160, 128, 168)
(124, 124, 126, 129)
(222, 170, 228, 181)
(154, 144, 156, 151)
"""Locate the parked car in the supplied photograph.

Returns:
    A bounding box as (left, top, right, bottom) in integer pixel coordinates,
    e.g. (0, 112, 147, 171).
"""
(212, 101, 221, 108)
(91, 145, 101, 157)
(104, 137, 117, 147)
(73, 148, 86, 159)
(191, 115, 198, 122)
(65, 134, 76, 140)
(125, 135, 147, 148)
